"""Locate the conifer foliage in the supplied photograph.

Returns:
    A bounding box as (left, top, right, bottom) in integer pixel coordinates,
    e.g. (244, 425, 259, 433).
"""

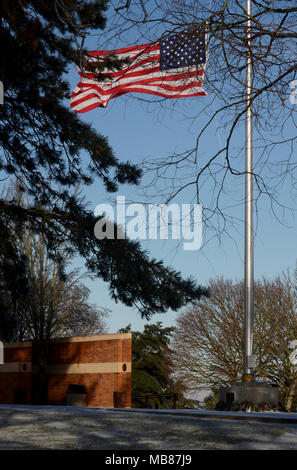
(0, 1, 208, 323)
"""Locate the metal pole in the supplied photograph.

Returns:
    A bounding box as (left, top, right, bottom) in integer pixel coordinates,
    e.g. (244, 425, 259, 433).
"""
(243, 0, 254, 381)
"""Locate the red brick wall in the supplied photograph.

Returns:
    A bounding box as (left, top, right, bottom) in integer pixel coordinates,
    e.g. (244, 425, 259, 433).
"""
(47, 372, 131, 407)
(0, 333, 132, 407)
(47, 338, 131, 364)
(0, 342, 32, 404)
(0, 373, 32, 404)
(4, 346, 32, 363)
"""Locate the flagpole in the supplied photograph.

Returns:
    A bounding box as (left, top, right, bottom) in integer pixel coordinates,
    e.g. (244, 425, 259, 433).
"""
(220, 0, 279, 407)
(243, 0, 254, 382)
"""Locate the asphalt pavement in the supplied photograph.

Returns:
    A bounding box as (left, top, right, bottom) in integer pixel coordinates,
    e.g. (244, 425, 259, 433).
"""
(0, 405, 297, 450)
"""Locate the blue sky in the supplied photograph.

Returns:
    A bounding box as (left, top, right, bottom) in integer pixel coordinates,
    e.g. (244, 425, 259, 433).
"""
(67, 21, 297, 333)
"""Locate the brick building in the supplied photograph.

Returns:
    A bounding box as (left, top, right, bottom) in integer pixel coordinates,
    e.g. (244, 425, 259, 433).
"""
(0, 333, 132, 407)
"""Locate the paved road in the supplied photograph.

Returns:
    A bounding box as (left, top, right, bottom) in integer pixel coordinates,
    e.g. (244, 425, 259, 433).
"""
(0, 405, 297, 450)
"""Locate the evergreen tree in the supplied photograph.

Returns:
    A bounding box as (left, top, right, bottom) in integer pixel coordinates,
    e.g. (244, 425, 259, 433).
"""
(120, 323, 180, 408)
(0, 209, 31, 342)
(0, 0, 208, 324)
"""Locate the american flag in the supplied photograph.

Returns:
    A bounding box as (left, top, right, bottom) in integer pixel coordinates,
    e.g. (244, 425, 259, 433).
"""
(70, 31, 207, 113)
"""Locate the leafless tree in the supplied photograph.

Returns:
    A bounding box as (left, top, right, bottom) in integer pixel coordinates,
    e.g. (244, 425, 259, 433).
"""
(14, 233, 109, 342)
(89, 0, 297, 242)
(169, 274, 297, 410)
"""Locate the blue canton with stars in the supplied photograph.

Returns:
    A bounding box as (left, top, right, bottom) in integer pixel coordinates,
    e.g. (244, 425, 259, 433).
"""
(159, 31, 206, 71)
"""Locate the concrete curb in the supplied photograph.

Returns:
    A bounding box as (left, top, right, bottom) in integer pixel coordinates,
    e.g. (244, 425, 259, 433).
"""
(105, 407, 297, 425)
(0, 404, 296, 425)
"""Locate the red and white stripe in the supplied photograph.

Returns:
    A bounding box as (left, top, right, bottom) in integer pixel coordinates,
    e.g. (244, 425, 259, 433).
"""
(70, 42, 206, 113)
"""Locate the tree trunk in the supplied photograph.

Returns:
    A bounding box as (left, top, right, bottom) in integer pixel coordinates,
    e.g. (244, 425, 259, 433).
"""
(285, 377, 297, 412)
(32, 340, 49, 405)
